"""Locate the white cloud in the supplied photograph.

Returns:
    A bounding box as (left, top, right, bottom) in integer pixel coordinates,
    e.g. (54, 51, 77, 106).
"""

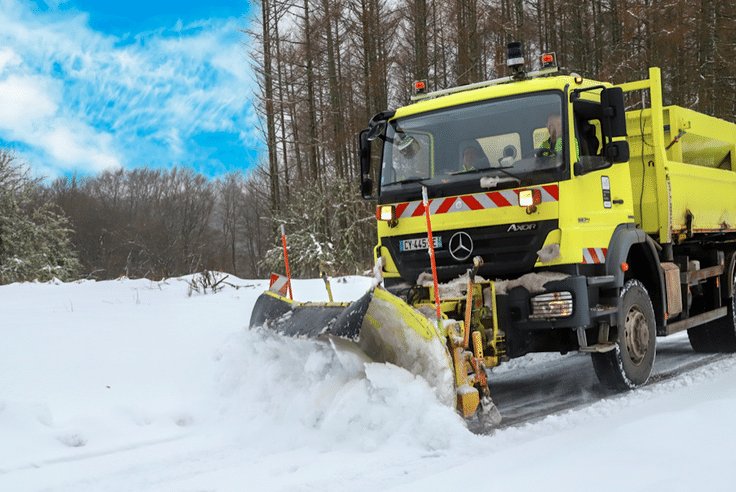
(0, 72, 121, 171)
(0, 0, 258, 178)
(45, 126, 120, 170)
(0, 46, 21, 73)
(0, 74, 58, 124)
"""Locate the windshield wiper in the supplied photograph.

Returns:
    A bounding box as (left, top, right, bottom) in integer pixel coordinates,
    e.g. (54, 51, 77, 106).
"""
(384, 177, 427, 187)
(450, 166, 522, 182)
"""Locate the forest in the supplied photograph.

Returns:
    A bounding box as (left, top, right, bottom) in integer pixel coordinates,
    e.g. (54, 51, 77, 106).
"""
(1, 0, 735, 284)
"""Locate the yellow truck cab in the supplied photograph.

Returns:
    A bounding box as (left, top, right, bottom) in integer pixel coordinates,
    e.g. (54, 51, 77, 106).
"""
(359, 43, 736, 390)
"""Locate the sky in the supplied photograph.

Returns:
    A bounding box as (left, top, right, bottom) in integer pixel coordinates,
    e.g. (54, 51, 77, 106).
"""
(0, 0, 261, 181)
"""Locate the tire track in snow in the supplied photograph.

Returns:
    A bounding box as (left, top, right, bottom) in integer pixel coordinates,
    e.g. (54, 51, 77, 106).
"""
(469, 336, 735, 434)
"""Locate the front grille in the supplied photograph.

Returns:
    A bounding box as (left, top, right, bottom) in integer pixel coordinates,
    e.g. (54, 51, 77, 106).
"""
(384, 219, 558, 284)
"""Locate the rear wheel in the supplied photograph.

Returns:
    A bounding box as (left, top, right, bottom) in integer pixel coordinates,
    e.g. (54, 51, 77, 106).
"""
(687, 269, 736, 352)
(592, 279, 656, 390)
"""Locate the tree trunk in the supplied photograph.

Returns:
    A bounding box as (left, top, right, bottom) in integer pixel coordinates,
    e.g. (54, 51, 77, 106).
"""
(323, 0, 345, 178)
(261, 0, 281, 214)
(274, 5, 290, 202)
(304, 0, 321, 184)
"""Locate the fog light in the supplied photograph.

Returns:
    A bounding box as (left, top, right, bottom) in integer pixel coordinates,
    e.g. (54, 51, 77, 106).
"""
(529, 291, 573, 319)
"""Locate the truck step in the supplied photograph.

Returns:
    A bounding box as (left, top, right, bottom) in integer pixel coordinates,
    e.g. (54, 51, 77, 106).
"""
(586, 275, 615, 287)
(579, 342, 616, 353)
(590, 305, 617, 318)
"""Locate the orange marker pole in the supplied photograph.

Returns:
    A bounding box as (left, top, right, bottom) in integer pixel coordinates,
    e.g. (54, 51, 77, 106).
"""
(422, 187, 442, 321)
(281, 223, 293, 300)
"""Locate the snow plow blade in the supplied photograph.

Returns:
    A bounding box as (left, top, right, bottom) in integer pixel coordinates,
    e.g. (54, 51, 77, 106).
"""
(249, 287, 457, 408)
(249, 289, 373, 340)
(250, 284, 502, 423)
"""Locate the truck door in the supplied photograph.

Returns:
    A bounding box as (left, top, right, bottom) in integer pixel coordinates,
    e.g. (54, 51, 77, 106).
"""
(564, 96, 635, 266)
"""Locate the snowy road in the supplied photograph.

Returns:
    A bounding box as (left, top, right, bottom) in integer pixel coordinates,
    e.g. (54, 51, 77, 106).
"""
(480, 334, 731, 432)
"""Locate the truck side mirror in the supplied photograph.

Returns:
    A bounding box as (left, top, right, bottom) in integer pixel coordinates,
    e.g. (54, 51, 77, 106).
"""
(359, 129, 374, 200)
(359, 129, 370, 174)
(360, 177, 373, 199)
(366, 121, 386, 141)
(600, 87, 627, 138)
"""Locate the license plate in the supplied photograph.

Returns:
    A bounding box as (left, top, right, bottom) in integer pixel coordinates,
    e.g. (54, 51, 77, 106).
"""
(399, 236, 442, 252)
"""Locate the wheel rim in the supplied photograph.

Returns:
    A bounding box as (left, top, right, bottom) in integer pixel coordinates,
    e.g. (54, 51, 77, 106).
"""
(624, 304, 650, 365)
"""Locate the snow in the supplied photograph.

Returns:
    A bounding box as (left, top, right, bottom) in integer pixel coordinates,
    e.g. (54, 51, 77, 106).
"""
(417, 270, 570, 296)
(2, 275, 736, 491)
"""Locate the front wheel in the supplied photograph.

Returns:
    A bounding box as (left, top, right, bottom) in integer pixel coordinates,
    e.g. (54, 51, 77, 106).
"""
(591, 279, 657, 390)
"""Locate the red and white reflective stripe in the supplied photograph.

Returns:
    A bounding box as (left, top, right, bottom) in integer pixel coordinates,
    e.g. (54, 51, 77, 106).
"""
(269, 273, 290, 296)
(582, 248, 607, 264)
(395, 185, 559, 219)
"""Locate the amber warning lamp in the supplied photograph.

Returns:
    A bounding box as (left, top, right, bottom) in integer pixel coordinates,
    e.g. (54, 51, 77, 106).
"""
(413, 80, 428, 95)
(541, 52, 557, 69)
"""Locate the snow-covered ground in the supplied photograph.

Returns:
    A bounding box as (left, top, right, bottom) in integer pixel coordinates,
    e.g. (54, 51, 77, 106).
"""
(2, 275, 736, 491)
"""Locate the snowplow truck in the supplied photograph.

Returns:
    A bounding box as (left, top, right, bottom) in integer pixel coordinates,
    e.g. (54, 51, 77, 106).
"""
(251, 44, 736, 422)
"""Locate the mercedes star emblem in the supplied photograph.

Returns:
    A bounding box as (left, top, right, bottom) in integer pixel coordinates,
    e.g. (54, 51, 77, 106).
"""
(448, 231, 473, 261)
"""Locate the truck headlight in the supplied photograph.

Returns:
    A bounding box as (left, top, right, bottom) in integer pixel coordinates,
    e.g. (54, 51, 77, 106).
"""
(529, 292, 573, 319)
(518, 188, 541, 207)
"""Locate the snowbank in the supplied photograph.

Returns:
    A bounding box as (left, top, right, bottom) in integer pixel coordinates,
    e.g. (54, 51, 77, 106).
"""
(1, 274, 736, 491)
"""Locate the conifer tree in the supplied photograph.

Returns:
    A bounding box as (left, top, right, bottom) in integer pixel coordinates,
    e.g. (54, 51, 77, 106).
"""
(0, 150, 81, 284)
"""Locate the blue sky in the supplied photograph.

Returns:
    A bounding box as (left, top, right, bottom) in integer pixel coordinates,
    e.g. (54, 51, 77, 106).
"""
(0, 0, 261, 180)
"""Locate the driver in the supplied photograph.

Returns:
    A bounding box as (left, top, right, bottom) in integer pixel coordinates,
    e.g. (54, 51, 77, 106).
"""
(540, 114, 563, 154)
(539, 114, 579, 161)
(461, 146, 484, 171)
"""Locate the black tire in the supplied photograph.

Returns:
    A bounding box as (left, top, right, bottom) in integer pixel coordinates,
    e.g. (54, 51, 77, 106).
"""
(687, 269, 736, 352)
(591, 279, 657, 390)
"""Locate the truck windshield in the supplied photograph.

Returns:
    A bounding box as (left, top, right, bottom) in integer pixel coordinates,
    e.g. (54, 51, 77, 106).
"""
(379, 92, 567, 198)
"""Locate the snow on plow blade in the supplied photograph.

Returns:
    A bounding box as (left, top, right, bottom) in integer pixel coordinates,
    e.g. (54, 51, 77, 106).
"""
(249, 288, 456, 407)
